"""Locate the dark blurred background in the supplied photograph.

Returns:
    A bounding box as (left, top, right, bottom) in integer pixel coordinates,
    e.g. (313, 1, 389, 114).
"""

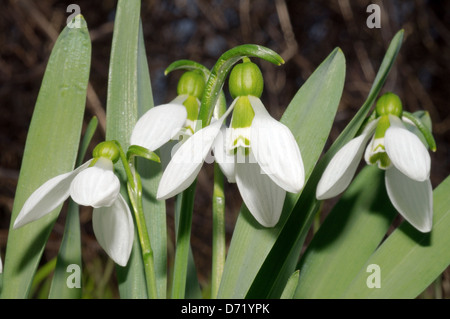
(0, 0, 449, 298)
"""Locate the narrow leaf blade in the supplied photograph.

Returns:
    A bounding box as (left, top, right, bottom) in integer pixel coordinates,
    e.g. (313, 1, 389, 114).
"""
(105, 0, 147, 299)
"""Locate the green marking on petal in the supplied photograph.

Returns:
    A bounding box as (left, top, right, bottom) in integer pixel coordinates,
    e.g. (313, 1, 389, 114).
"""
(369, 151, 391, 169)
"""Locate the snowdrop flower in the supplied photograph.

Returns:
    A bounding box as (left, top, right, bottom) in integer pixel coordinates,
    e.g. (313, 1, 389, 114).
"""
(130, 71, 205, 152)
(13, 141, 134, 266)
(157, 58, 305, 227)
(316, 93, 433, 232)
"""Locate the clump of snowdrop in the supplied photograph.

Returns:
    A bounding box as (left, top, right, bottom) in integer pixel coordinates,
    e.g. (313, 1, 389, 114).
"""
(156, 58, 305, 227)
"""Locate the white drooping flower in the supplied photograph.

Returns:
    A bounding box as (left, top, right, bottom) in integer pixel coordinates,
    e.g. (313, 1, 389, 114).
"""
(156, 59, 305, 227)
(316, 93, 433, 233)
(14, 142, 134, 266)
(130, 71, 206, 152)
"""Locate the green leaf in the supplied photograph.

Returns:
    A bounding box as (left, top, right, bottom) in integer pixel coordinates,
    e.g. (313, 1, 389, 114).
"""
(107, 0, 166, 298)
(280, 270, 300, 299)
(218, 47, 346, 298)
(172, 192, 203, 299)
(106, 0, 147, 299)
(294, 166, 396, 298)
(342, 175, 450, 298)
(136, 20, 167, 298)
(48, 117, 98, 299)
(1, 16, 90, 298)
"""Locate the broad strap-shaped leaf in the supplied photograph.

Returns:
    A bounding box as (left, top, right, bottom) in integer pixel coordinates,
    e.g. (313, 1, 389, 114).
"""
(342, 174, 450, 298)
(136, 19, 167, 298)
(105, 0, 148, 298)
(295, 166, 396, 298)
(1, 15, 90, 298)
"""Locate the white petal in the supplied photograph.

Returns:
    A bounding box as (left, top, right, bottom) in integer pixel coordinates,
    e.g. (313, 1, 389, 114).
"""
(70, 158, 120, 208)
(385, 116, 431, 182)
(157, 119, 222, 199)
(212, 125, 236, 183)
(235, 153, 286, 227)
(248, 96, 304, 193)
(0, 253, 2, 274)
(130, 99, 188, 151)
(92, 194, 134, 266)
(385, 166, 433, 233)
(401, 116, 428, 148)
(316, 120, 378, 200)
(157, 102, 236, 199)
(13, 160, 92, 229)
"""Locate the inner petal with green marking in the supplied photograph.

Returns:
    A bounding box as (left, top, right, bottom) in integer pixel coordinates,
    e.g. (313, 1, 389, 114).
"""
(365, 115, 392, 169)
(229, 96, 255, 155)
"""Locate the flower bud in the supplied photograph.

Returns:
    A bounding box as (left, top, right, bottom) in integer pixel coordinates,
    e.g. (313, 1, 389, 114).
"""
(229, 58, 264, 99)
(376, 92, 402, 118)
(177, 71, 205, 99)
(93, 141, 120, 163)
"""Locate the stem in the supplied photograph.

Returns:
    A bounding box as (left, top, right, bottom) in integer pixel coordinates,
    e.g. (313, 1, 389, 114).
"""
(114, 140, 158, 298)
(127, 180, 158, 299)
(211, 163, 226, 298)
(171, 181, 197, 299)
